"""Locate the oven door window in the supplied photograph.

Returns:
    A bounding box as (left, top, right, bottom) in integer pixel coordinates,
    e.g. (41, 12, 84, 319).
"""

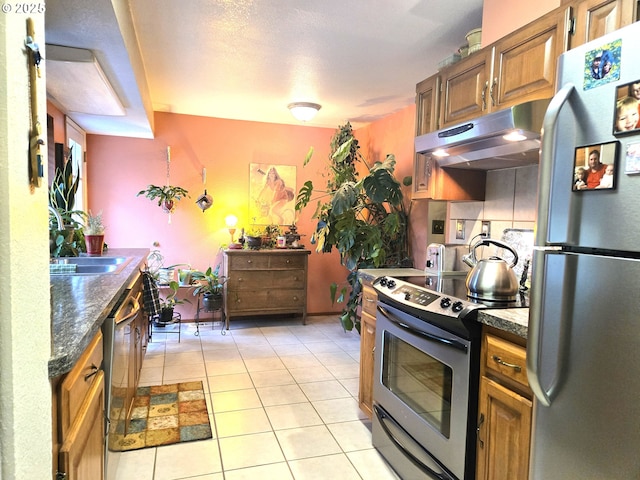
(381, 330, 453, 438)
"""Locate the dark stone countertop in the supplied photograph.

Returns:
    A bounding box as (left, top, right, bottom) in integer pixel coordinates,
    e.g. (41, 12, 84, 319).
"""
(49, 248, 149, 378)
(477, 308, 529, 339)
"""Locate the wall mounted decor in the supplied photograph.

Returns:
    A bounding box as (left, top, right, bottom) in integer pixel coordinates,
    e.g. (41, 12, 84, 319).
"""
(249, 163, 296, 225)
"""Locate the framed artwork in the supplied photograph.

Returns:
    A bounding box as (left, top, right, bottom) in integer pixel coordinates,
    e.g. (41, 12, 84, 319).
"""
(624, 142, 640, 174)
(572, 141, 618, 191)
(613, 79, 640, 135)
(583, 39, 621, 91)
(249, 163, 297, 225)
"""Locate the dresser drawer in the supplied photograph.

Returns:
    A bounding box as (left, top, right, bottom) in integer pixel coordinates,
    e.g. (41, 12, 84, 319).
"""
(361, 285, 378, 318)
(484, 333, 529, 391)
(270, 254, 306, 269)
(228, 254, 270, 270)
(229, 269, 305, 290)
(59, 330, 103, 439)
(227, 289, 306, 312)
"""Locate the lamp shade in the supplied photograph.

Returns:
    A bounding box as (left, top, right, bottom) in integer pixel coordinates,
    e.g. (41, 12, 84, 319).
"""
(287, 102, 321, 122)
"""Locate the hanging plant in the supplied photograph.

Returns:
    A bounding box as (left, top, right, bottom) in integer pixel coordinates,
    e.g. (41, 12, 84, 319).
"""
(136, 184, 189, 213)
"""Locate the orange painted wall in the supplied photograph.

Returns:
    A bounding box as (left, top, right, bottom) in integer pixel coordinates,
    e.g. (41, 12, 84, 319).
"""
(86, 113, 353, 315)
(84, 108, 422, 318)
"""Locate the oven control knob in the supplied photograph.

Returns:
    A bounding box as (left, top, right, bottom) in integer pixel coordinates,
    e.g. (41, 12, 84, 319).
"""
(387, 280, 396, 289)
(440, 297, 451, 308)
(404, 292, 411, 301)
(379, 277, 388, 286)
(452, 301, 464, 312)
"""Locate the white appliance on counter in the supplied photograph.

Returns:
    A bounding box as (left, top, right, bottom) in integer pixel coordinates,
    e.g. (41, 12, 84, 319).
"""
(528, 22, 640, 479)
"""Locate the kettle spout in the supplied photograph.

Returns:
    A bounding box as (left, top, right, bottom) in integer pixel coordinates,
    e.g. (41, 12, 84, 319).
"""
(462, 252, 476, 268)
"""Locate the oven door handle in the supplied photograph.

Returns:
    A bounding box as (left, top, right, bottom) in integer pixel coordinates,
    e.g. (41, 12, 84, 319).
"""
(374, 404, 456, 480)
(377, 305, 468, 353)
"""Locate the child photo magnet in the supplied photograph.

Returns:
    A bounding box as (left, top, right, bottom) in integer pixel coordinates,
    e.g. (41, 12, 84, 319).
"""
(613, 79, 640, 135)
(584, 39, 621, 91)
(573, 142, 619, 191)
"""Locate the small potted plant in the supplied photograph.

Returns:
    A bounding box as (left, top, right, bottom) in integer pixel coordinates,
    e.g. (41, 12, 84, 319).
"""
(83, 210, 106, 256)
(157, 280, 192, 324)
(137, 184, 189, 213)
(191, 266, 227, 311)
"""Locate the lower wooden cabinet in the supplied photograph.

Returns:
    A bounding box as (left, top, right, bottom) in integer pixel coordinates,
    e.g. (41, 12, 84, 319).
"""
(358, 283, 378, 418)
(54, 331, 105, 480)
(476, 328, 532, 480)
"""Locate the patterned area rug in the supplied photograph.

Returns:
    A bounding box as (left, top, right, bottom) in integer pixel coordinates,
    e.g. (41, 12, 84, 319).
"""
(109, 381, 212, 451)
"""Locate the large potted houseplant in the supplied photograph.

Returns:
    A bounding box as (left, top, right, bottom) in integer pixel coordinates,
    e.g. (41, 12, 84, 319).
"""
(136, 184, 189, 213)
(191, 266, 227, 311)
(295, 122, 412, 332)
(83, 210, 106, 256)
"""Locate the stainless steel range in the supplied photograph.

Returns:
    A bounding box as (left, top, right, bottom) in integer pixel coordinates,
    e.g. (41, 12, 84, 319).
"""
(371, 275, 527, 480)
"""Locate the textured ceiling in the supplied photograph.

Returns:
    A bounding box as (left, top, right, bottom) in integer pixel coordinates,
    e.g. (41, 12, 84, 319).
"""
(45, 0, 483, 137)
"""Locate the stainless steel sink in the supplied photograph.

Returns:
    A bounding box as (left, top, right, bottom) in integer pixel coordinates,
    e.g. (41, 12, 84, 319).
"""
(50, 256, 132, 275)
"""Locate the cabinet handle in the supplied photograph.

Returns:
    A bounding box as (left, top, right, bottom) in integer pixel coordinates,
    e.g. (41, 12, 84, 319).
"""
(364, 296, 375, 303)
(286, 259, 290, 264)
(372, 346, 375, 358)
(476, 413, 485, 448)
(84, 364, 99, 381)
(492, 354, 522, 372)
(247, 259, 253, 264)
(490, 77, 497, 106)
(481, 80, 488, 110)
(293, 296, 299, 301)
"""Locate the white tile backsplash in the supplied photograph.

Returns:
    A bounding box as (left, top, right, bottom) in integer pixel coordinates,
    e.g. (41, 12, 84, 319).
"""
(444, 165, 540, 243)
(484, 169, 516, 220)
(513, 165, 538, 221)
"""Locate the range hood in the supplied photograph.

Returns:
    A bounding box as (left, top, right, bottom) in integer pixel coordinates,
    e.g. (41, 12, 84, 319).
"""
(415, 98, 551, 170)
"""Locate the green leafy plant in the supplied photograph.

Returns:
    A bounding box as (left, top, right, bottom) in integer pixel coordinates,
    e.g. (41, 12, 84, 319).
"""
(191, 266, 228, 297)
(160, 281, 193, 309)
(296, 122, 412, 332)
(49, 151, 79, 213)
(137, 184, 189, 213)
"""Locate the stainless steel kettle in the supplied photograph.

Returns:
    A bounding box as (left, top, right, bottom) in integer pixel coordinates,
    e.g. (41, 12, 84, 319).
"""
(462, 238, 519, 301)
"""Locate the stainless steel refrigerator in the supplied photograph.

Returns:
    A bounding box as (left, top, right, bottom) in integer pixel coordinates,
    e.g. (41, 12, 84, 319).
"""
(528, 22, 640, 479)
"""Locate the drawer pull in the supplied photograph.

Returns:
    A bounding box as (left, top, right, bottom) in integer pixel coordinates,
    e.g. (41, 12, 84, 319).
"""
(492, 355, 522, 372)
(286, 259, 290, 264)
(84, 364, 99, 381)
(292, 296, 299, 301)
(246, 259, 253, 264)
(364, 297, 375, 303)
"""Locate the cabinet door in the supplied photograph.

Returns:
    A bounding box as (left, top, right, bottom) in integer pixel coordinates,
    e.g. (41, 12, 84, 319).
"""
(571, 0, 637, 48)
(415, 74, 440, 135)
(439, 48, 493, 128)
(492, 7, 570, 110)
(358, 310, 376, 418)
(476, 376, 532, 480)
(59, 371, 105, 480)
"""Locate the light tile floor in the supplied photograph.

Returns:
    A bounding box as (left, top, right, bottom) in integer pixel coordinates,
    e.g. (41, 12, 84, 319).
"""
(113, 315, 400, 480)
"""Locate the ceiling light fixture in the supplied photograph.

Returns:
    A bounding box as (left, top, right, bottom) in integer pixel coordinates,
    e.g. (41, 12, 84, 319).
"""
(287, 102, 321, 122)
(45, 44, 125, 116)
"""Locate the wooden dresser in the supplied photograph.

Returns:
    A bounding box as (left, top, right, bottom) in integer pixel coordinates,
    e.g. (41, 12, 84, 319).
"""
(223, 249, 310, 328)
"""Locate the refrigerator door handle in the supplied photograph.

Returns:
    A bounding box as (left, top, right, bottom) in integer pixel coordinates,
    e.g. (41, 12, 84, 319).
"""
(535, 83, 575, 247)
(527, 249, 574, 407)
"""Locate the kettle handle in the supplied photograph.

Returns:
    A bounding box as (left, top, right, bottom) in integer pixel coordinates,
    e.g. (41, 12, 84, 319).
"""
(471, 239, 519, 268)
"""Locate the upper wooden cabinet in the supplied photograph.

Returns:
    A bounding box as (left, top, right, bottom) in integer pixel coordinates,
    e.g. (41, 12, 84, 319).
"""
(492, 8, 571, 108)
(438, 48, 493, 128)
(569, 0, 638, 48)
(439, 7, 571, 129)
(415, 74, 440, 135)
